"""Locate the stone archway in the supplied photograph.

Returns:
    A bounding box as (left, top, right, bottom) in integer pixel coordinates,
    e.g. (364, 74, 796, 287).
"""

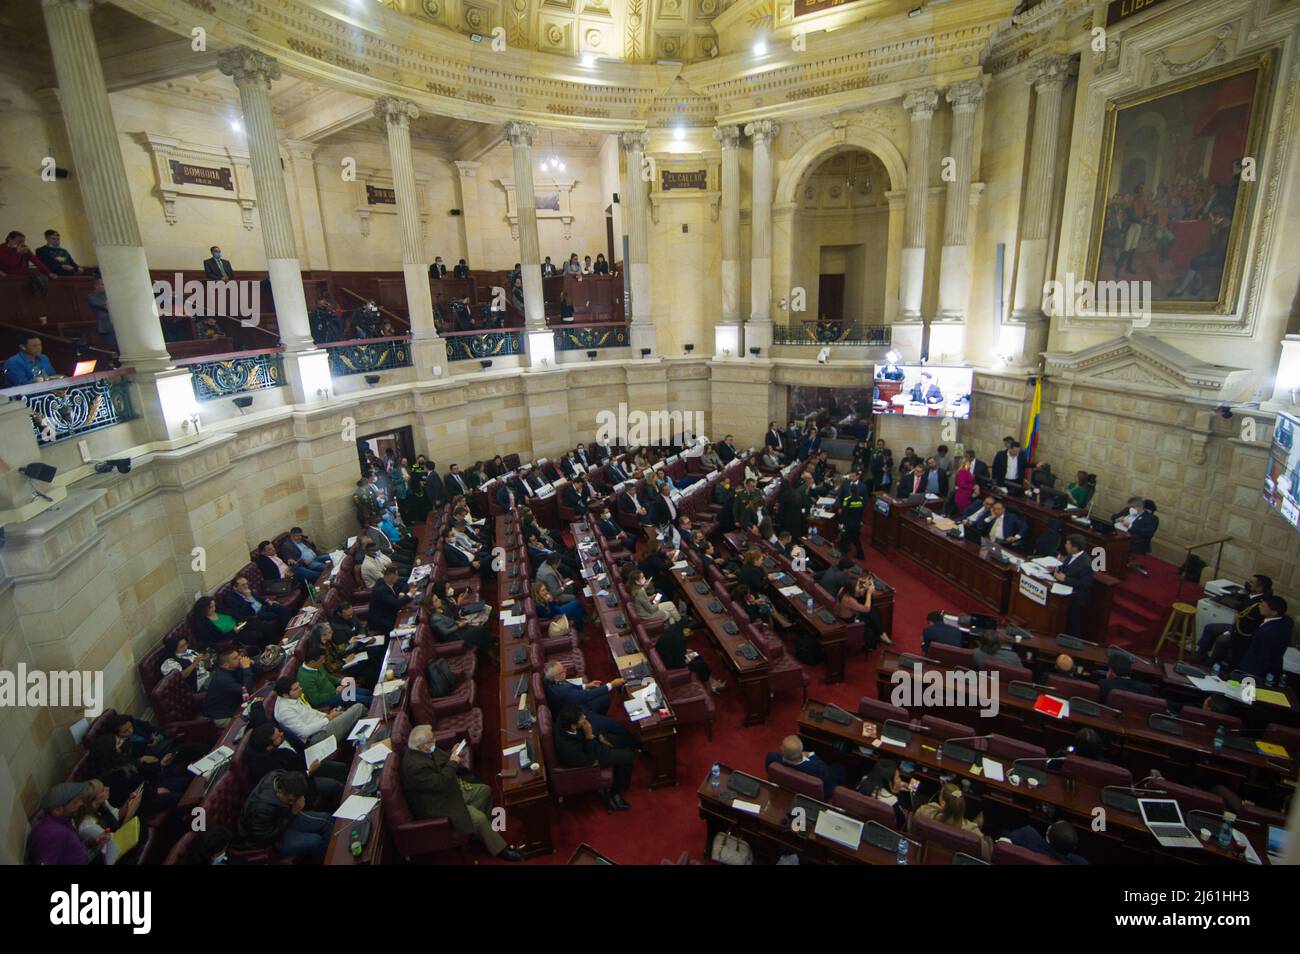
(772, 126, 906, 335)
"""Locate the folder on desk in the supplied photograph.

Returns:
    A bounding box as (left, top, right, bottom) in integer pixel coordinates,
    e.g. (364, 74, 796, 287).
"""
(1033, 694, 1069, 719)
(1256, 741, 1290, 758)
(615, 651, 646, 672)
(1255, 688, 1291, 708)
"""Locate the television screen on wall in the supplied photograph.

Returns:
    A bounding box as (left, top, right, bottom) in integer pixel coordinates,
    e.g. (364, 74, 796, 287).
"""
(1264, 411, 1300, 532)
(872, 364, 974, 419)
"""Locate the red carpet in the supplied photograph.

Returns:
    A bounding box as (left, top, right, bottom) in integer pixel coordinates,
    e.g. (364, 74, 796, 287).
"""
(1107, 557, 1202, 657)
(465, 512, 1016, 865)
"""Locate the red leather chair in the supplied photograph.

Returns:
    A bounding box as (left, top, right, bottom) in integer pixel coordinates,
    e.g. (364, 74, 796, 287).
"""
(929, 643, 976, 669)
(981, 659, 1033, 684)
(1061, 754, 1133, 788)
(150, 671, 217, 747)
(909, 812, 986, 863)
(858, 696, 911, 725)
(1106, 689, 1167, 718)
(410, 671, 476, 723)
(984, 734, 1046, 762)
(1150, 778, 1223, 815)
(992, 840, 1063, 865)
(407, 684, 484, 748)
(748, 626, 809, 702)
(919, 714, 975, 741)
(1045, 673, 1100, 703)
(646, 648, 715, 739)
(527, 642, 584, 681)
(765, 760, 825, 800)
(830, 785, 898, 826)
(1179, 705, 1243, 733)
(537, 705, 614, 804)
(1263, 722, 1300, 754)
(377, 713, 470, 862)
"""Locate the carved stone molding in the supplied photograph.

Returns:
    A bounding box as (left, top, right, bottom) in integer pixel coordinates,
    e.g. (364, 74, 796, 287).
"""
(373, 95, 420, 126)
(138, 132, 257, 229)
(902, 87, 940, 119)
(353, 166, 431, 238)
(499, 176, 577, 240)
(1044, 333, 1248, 401)
(216, 46, 282, 90)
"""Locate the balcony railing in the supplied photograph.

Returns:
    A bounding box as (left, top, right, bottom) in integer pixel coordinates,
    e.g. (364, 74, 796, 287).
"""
(553, 322, 630, 351)
(176, 347, 287, 401)
(443, 329, 524, 362)
(773, 321, 891, 346)
(324, 336, 413, 376)
(4, 370, 137, 445)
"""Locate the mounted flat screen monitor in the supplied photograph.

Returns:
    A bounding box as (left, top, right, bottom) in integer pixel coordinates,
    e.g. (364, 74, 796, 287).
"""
(1263, 411, 1300, 533)
(873, 364, 973, 419)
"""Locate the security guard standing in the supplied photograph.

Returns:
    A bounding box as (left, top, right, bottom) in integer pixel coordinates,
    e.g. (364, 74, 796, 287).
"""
(732, 477, 762, 528)
(838, 471, 868, 559)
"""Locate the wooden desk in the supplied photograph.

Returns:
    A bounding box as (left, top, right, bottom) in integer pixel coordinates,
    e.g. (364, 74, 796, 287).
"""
(799, 530, 896, 637)
(1161, 663, 1300, 728)
(894, 510, 1013, 612)
(1006, 565, 1118, 645)
(989, 487, 1132, 580)
(869, 491, 942, 553)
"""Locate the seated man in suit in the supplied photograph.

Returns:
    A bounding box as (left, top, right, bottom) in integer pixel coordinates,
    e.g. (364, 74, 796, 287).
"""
(818, 558, 856, 604)
(921, 457, 949, 498)
(277, 527, 331, 580)
(560, 452, 583, 480)
(910, 371, 944, 405)
(980, 501, 1027, 548)
(896, 463, 926, 498)
(972, 630, 1022, 670)
(442, 526, 488, 576)
(1007, 821, 1088, 865)
(717, 435, 738, 464)
(366, 565, 411, 634)
(495, 479, 522, 513)
(220, 575, 295, 635)
(201, 647, 255, 726)
(921, 610, 964, 653)
(1112, 496, 1158, 555)
(594, 504, 638, 552)
(606, 457, 632, 485)
(1097, 653, 1156, 704)
(562, 473, 594, 516)
(962, 494, 996, 524)
(555, 705, 635, 812)
(401, 724, 522, 861)
(764, 734, 845, 799)
(542, 660, 637, 751)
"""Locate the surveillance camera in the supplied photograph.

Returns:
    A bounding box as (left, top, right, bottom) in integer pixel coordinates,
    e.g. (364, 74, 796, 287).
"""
(817, 347, 831, 365)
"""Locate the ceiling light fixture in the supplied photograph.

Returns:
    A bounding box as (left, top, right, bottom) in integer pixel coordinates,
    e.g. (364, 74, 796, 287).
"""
(753, 39, 767, 56)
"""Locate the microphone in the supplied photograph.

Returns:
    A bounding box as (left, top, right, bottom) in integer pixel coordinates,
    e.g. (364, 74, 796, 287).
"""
(1007, 756, 1063, 788)
(935, 734, 990, 763)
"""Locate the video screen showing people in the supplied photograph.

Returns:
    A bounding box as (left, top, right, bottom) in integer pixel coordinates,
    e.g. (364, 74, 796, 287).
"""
(872, 363, 973, 418)
(787, 386, 874, 440)
(1263, 411, 1300, 531)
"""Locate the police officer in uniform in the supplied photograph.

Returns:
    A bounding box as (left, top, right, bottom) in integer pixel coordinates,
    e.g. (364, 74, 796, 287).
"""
(838, 471, 868, 559)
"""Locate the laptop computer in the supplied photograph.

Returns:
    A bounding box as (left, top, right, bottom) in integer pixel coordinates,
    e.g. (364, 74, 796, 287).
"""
(814, 809, 864, 850)
(73, 359, 97, 376)
(1137, 798, 1202, 848)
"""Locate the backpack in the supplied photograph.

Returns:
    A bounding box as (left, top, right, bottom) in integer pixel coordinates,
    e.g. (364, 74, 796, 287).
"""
(794, 631, 824, 665)
(425, 659, 457, 698)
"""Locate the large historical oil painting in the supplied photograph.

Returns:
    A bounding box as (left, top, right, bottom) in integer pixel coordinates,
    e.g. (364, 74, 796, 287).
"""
(1086, 53, 1273, 314)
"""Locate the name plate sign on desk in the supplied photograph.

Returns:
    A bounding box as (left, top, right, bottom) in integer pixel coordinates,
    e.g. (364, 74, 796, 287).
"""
(1019, 573, 1049, 607)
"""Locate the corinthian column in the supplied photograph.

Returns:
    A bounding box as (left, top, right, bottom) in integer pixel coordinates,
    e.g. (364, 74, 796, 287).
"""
(619, 130, 656, 357)
(375, 96, 446, 376)
(218, 47, 313, 359)
(933, 79, 985, 359)
(714, 125, 742, 327)
(898, 88, 939, 338)
(40, 0, 170, 376)
(743, 119, 779, 355)
(1012, 54, 1073, 366)
(505, 121, 545, 334)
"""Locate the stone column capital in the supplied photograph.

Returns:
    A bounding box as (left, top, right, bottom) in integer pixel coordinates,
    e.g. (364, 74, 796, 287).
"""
(713, 124, 742, 149)
(946, 79, 985, 112)
(453, 160, 481, 177)
(40, 0, 95, 13)
(374, 95, 419, 127)
(902, 87, 941, 120)
(217, 46, 282, 90)
(744, 119, 779, 146)
(619, 129, 650, 153)
(505, 120, 538, 148)
(1029, 54, 1073, 91)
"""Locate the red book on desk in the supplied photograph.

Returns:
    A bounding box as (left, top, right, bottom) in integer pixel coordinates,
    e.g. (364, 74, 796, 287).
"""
(1033, 694, 1068, 719)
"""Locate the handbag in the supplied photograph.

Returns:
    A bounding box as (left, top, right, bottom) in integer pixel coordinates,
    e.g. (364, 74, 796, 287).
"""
(710, 831, 753, 866)
(547, 615, 571, 638)
(256, 644, 286, 671)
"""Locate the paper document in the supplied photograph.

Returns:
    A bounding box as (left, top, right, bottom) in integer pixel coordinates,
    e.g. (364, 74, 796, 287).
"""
(375, 678, 406, 695)
(925, 493, 941, 501)
(1050, 583, 1074, 596)
(981, 757, 1005, 782)
(732, 800, 762, 814)
(359, 741, 392, 765)
(352, 762, 374, 787)
(502, 743, 527, 758)
(1034, 556, 1062, 569)
(817, 496, 838, 506)
(778, 585, 803, 597)
(1255, 688, 1291, 708)
(333, 795, 379, 821)
(304, 735, 337, 767)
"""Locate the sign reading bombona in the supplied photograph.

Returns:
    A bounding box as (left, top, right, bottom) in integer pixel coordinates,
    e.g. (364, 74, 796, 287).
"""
(169, 160, 234, 191)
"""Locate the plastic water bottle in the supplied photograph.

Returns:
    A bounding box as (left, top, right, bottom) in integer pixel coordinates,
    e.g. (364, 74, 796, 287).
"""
(1212, 663, 1222, 678)
(1265, 672, 1275, 689)
(1216, 814, 1234, 851)
(806, 596, 815, 613)
(710, 762, 721, 791)
(1213, 723, 1224, 753)
(350, 828, 364, 857)
(896, 837, 909, 865)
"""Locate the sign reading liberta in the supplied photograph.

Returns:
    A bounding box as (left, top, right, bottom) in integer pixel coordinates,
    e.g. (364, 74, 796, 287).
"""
(1105, 0, 1173, 27)
(169, 160, 234, 191)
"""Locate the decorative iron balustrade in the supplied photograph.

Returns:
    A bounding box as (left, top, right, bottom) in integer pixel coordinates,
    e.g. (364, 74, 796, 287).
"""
(553, 324, 630, 351)
(187, 351, 286, 401)
(773, 322, 892, 346)
(20, 374, 136, 445)
(327, 338, 413, 376)
(445, 331, 524, 361)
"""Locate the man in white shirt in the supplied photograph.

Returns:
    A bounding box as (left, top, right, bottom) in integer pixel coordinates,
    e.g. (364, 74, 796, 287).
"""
(272, 676, 366, 747)
(359, 540, 394, 589)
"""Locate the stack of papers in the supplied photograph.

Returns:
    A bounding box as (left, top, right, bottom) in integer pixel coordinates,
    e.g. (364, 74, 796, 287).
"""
(778, 585, 804, 597)
(333, 794, 379, 821)
(408, 564, 432, 584)
(188, 745, 234, 777)
(817, 496, 838, 507)
(360, 740, 392, 765)
(1033, 556, 1063, 569)
(348, 718, 381, 742)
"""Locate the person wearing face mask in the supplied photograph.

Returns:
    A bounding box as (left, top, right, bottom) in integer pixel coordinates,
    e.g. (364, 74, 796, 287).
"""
(401, 723, 523, 861)
(202, 245, 234, 279)
(1112, 496, 1158, 556)
(428, 256, 447, 279)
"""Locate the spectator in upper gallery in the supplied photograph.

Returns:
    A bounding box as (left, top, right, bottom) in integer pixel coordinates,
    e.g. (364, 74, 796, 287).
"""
(202, 245, 235, 279)
(429, 256, 447, 279)
(542, 255, 558, 277)
(582, 255, 593, 274)
(564, 253, 581, 275)
(309, 292, 343, 343)
(593, 253, 610, 275)
(453, 258, 470, 278)
(510, 274, 525, 310)
(4, 334, 58, 386)
(0, 230, 52, 277)
(36, 229, 92, 276)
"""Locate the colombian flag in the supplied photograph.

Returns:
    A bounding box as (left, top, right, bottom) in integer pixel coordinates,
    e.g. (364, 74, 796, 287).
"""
(1024, 376, 1043, 464)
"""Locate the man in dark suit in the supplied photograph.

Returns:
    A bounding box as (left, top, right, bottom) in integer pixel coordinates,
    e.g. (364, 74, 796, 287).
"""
(897, 463, 926, 498)
(764, 734, 845, 799)
(1097, 653, 1155, 704)
(574, 443, 591, 469)
(541, 256, 557, 277)
(428, 257, 447, 279)
(562, 474, 593, 515)
(818, 558, 856, 603)
(991, 438, 1027, 486)
(443, 463, 469, 498)
(970, 454, 991, 488)
(366, 566, 409, 634)
(606, 458, 631, 484)
(495, 481, 519, 513)
(554, 705, 635, 812)
(542, 660, 637, 749)
(717, 435, 738, 464)
(201, 648, 254, 724)
(921, 610, 964, 653)
(220, 576, 294, 634)
(401, 723, 522, 860)
(1054, 534, 1094, 637)
(203, 245, 234, 279)
(1227, 596, 1292, 681)
(909, 371, 943, 405)
(647, 485, 677, 527)
(979, 502, 1028, 548)
(244, 723, 347, 811)
(452, 259, 470, 279)
(1112, 497, 1158, 555)
(962, 495, 995, 523)
(920, 457, 949, 498)
(593, 440, 612, 464)
(765, 421, 786, 460)
(594, 505, 638, 552)
(1199, 574, 1272, 662)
